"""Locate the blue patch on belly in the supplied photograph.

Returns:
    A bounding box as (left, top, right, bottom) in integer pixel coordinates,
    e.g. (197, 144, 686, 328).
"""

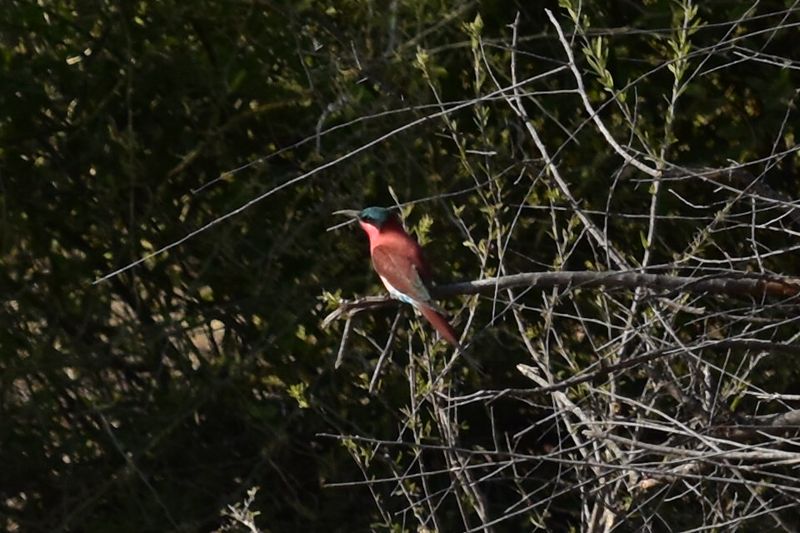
(381, 276, 422, 306)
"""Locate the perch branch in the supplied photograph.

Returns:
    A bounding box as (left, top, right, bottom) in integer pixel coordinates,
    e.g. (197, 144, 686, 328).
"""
(433, 270, 800, 299)
(322, 296, 398, 329)
(322, 270, 800, 328)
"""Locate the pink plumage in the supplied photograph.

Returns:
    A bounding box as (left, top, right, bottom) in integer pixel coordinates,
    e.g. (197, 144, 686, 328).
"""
(352, 207, 460, 349)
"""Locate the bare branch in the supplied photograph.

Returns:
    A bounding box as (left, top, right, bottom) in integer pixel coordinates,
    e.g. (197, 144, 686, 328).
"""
(545, 9, 661, 177)
(433, 270, 800, 299)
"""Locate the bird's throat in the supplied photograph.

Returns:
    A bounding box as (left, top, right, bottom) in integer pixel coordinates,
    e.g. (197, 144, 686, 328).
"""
(358, 220, 382, 247)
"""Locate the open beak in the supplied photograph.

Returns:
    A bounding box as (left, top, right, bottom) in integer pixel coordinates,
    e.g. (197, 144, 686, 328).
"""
(327, 209, 361, 232)
(333, 209, 360, 219)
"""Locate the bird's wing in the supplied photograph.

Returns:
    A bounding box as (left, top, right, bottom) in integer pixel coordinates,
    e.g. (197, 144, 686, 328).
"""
(371, 245, 433, 304)
(372, 245, 460, 349)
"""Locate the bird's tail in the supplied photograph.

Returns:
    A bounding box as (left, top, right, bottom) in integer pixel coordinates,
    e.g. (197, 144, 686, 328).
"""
(419, 305, 461, 349)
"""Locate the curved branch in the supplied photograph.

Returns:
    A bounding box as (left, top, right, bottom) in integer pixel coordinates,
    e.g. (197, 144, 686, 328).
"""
(321, 296, 398, 329)
(545, 8, 661, 178)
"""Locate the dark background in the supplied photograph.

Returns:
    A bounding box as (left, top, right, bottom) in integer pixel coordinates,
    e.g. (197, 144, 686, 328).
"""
(2, 1, 799, 530)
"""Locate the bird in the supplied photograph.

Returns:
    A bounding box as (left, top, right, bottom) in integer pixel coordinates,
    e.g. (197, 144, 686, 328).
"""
(335, 206, 461, 349)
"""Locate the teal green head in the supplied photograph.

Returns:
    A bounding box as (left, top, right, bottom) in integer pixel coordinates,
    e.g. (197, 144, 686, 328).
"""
(356, 206, 394, 229)
(334, 206, 397, 230)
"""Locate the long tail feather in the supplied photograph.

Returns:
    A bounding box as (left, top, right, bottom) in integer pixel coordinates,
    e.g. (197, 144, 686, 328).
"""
(419, 305, 483, 375)
(419, 305, 461, 349)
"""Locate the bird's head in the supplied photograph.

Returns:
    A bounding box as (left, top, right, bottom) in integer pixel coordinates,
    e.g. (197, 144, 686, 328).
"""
(334, 206, 399, 241)
(356, 207, 394, 228)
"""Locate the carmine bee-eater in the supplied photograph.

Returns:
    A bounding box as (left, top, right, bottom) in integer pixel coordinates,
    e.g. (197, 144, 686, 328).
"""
(336, 206, 461, 348)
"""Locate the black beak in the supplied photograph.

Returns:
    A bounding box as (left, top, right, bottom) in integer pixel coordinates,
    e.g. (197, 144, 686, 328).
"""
(333, 209, 361, 219)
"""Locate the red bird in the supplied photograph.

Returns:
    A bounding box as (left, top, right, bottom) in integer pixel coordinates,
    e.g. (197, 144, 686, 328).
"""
(337, 206, 460, 348)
